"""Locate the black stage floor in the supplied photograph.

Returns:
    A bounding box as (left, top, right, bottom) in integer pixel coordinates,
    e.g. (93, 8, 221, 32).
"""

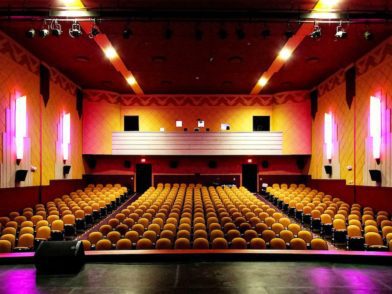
(0, 261, 392, 293)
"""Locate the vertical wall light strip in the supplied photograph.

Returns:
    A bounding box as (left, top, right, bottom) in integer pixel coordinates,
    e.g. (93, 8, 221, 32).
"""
(15, 96, 27, 160)
(324, 112, 333, 161)
(63, 113, 71, 161)
(370, 95, 381, 160)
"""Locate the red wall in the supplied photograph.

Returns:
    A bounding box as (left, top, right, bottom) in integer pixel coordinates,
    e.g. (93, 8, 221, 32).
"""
(84, 155, 310, 175)
(309, 179, 392, 214)
(0, 179, 85, 216)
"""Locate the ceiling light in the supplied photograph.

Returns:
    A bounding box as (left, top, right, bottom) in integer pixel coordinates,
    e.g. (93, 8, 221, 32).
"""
(261, 24, 270, 38)
(123, 27, 133, 39)
(319, 0, 340, 7)
(69, 20, 82, 38)
(309, 23, 321, 39)
(335, 24, 347, 39)
(236, 25, 246, 40)
(126, 75, 136, 86)
(218, 24, 228, 40)
(258, 77, 268, 87)
(284, 23, 294, 39)
(50, 20, 62, 37)
(25, 28, 36, 38)
(89, 21, 100, 38)
(39, 21, 50, 38)
(364, 25, 373, 41)
(104, 46, 118, 60)
(278, 48, 292, 61)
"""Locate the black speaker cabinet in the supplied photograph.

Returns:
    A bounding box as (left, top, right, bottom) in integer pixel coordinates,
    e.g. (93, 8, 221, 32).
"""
(15, 170, 28, 182)
(296, 158, 305, 170)
(63, 165, 71, 176)
(124, 160, 131, 168)
(324, 165, 332, 175)
(369, 170, 381, 182)
(34, 241, 85, 274)
(261, 160, 269, 169)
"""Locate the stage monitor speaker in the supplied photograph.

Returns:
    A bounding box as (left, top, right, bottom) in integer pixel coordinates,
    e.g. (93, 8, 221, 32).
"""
(169, 160, 179, 169)
(369, 170, 381, 182)
(124, 160, 131, 168)
(208, 160, 217, 169)
(63, 165, 71, 176)
(324, 165, 332, 175)
(15, 170, 28, 182)
(261, 160, 269, 169)
(34, 241, 85, 274)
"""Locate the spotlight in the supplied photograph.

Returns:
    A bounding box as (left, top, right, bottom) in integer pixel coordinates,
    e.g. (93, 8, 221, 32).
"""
(261, 24, 270, 38)
(69, 20, 82, 38)
(39, 21, 50, 38)
(309, 24, 321, 39)
(235, 25, 245, 40)
(89, 23, 100, 39)
(50, 20, 62, 37)
(25, 28, 36, 38)
(123, 28, 133, 39)
(218, 24, 228, 40)
(364, 25, 373, 41)
(335, 24, 347, 39)
(284, 23, 294, 39)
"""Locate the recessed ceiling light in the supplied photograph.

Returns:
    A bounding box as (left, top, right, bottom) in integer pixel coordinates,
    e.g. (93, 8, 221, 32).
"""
(152, 56, 166, 63)
(278, 48, 292, 61)
(258, 77, 268, 87)
(306, 56, 320, 64)
(126, 76, 136, 86)
(319, 0, 340, 7)
(195, 76, 200, 80)
(161, 80, 172, 85)
(104, 46, 118, 60)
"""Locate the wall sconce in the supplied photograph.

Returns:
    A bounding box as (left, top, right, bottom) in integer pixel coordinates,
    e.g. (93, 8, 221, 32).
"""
(15, 96, 27, 165)
(370, 95, 381, 163)
(62, 113, 71, 163)
(324, 112, 333, 162)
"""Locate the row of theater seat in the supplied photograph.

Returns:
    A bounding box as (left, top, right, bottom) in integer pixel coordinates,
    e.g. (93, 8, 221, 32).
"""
(264, 183, 392, 251)
(83, 183, 329, 250)
(0, 184, 128, 253)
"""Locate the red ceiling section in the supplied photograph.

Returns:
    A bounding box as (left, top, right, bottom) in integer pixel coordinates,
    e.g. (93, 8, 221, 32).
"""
(0, 1, 390, 94)
(263, 23, 392, 94)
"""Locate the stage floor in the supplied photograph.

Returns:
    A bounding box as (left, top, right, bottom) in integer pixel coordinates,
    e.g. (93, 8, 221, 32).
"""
(0, 261, 391, 293)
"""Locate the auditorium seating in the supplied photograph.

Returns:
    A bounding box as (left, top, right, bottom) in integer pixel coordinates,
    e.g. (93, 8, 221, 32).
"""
(0, 183, 128, 253)
(266, 184, 392, 251)
(86, 183, 328, 250)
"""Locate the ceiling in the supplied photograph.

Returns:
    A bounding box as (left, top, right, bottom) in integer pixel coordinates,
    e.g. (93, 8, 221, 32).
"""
(0, 1, 391, 94)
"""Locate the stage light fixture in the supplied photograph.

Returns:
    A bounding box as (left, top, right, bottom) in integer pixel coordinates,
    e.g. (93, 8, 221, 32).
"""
(69, 20, 82, 38)
(39, 21, 50, 38)
(309, 23, 321, 39)
(261, 24, 270, 38)
(236, 25, 246, 40)
(335, 23, 347, 39)
(26, 28, 36, 38)
(218, 24, 228, 40)
(364, 25, 373, 41)
(123, 27, 133, 39)
(50, 20, 63, 37)
(89, 21, 100, 38)
(284, 23, 294, 39)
